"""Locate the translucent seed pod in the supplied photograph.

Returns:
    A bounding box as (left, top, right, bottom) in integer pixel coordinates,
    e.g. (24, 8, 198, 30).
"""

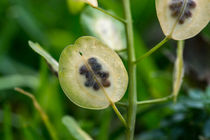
(83, 0, 98, 7)
(156, 0, 210, 40)
(80, 7, 127, 52)
(58, 36, 128, 109)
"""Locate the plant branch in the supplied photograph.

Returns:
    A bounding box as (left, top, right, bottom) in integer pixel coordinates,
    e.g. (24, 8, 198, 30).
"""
(137, 94, 174, 105)
(134, 37, 170, 64)
(115, 48, 127, 53)
(172, 40, 184, 102)
(116, 101, 128, 107)
(123, 0, 137, 139)
(14, 88, 58, 140)
(111, 103, 127, 127)
(94, 7, 126, 24)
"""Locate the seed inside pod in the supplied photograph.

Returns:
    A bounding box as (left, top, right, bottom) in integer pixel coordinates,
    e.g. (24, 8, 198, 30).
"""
(79, 57, 111, 91)
(169, 0, 196, 24)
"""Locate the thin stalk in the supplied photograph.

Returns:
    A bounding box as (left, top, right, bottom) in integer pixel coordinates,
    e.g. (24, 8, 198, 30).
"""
(94, 7, 126, 24)
(115, 48, 127, 53)
(14, 88, 58, 140)
(123, 0, 137, 139)
(116, 102, 128, 107)
(111, 103, 127, 127)
(173, 40, 184, 102)
(134, 37, 170, 64)
(137, 95, 174, 105)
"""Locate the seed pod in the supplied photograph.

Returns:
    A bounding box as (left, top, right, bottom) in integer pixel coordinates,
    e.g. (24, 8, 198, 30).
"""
(156, 0, 210, 40)
(83, 0, 98, 7)
(80, 7, 126, 52)
(58, 36, 128, 109)
(67, 0, 85, 14)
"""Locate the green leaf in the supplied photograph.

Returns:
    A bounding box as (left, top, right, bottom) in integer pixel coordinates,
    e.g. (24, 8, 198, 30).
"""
(28, 41, 59, 73)
(3, 104, 13, 140)
(62, 116, 93, 140)
(0, 75, 38, 90)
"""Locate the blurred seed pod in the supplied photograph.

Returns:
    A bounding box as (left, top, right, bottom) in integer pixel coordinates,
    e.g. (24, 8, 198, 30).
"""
(67, 0, 85, 14)
(83, 0, 98, 7)
(58, 36, 128, 109)
(80, 6, 127, 52)
(156, 0, 210, 40)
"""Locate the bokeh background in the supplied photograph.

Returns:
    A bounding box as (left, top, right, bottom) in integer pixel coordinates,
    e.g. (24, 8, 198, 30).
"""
(0, 0, 210, 139)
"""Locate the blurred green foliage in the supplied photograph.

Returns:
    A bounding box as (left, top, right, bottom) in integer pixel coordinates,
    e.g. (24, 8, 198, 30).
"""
(0, 0, 209, 139)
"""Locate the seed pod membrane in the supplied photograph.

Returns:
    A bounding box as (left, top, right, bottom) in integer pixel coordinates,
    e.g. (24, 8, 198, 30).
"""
(83, 0, 98, 7)
(80, 7, 126, 52)
(156, 0, 210, 40)
(58, 36, 128, 109)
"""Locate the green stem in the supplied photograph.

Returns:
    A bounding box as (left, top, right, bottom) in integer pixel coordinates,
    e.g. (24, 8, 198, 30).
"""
(134, 37, 170, 64)
(14, 88, 58, 140)
(116, 102, 128, 107)
(173, 40, 184, 102)
(115, 48, 127, 53)
(137, 95, 174, 105)
(122, 0, 137, 139)
(94, 7, 126, 24)
(111, 103, 127, 127)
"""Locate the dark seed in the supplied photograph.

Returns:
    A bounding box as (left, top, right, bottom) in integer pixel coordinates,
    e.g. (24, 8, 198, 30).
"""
(169, 1, 183, 10)
(178, 16, 185, 24)
(91, 63, 102, 72)
(188, 0, 196, 8)
(96, 71, 102, 76)
(93, 82, 100, 91)
(171, 9, 180, 17)
(102, 80, 111, 87)
(85, 80, 94, 87)
(99, 72, 109, 80)
(85, 71, 93, 80)
(184, 10, 192, 18)
(79, 65, 88, 75)
(88, 57, 97, 65)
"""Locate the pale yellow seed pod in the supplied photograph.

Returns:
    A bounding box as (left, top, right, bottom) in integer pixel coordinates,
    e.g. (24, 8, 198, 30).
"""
(83, 0, 98, 7)
(156, 0, 210, 40)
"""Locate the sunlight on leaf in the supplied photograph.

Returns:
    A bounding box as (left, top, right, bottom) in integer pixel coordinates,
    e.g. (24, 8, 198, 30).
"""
(0, 75, 38, 90)
(28, 41, 59, 73)
(62, 116, 93, 140)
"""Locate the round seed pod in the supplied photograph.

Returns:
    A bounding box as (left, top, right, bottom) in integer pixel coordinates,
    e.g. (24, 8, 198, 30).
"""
(156, 0, 210, 40)
(58, 36, 128, 109)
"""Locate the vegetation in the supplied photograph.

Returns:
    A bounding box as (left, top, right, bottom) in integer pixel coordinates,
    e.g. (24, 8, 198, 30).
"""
(0, 0, 209, 139)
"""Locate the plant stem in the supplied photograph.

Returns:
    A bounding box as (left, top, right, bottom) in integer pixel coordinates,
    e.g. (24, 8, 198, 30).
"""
(111, 103, 127, 127)
(94, 7, 126, 24)
(115, 48, 127, 53)
(116, 102, 128, 107)
(137, 95, 174, 105)
(134, 37, 170, 64)
(14, 88, 58, 140)
(122, 0, 137, 139)
(173, 40, 184, 102)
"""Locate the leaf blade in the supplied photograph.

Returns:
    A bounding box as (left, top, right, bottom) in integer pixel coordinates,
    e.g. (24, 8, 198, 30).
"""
(28, 41, 59, 73)
(62, 116, 93, 140)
